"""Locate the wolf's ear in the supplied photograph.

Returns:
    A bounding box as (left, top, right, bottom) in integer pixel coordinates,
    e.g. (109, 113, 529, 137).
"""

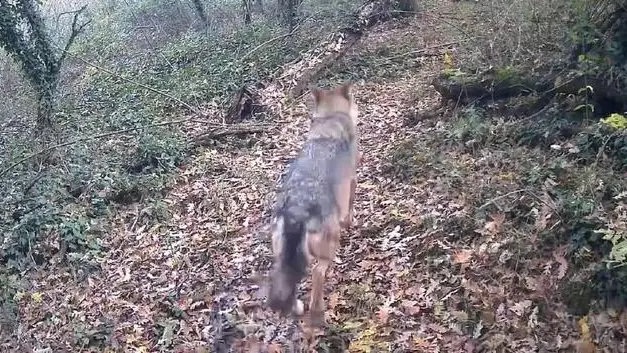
(336, 82, 352, 100)
(311, 86, 323, 104)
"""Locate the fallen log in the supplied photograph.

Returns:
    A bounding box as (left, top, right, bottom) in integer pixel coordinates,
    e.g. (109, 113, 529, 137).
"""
(431, 67, 549, 105)
(432, 66, 627, 118)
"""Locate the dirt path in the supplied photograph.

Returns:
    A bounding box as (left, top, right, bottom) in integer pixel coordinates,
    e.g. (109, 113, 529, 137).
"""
(14, 3, 624, 352)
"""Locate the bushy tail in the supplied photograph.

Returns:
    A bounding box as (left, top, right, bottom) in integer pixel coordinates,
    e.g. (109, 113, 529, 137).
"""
(267, 206, 318, 315)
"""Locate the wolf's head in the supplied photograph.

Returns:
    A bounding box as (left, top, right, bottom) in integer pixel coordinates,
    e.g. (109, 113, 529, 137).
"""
(311, 82, 359, 127)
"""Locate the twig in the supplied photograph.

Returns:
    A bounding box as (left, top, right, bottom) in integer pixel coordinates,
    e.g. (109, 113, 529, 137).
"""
(594, 130, 620, 167)
(23, 169, 47, 195)
(0, 118, 202, 178)
(419, 10, 475, 40)
(504, 101, 553, 126)
(239, 25, 301, 62)
(57, 5, 91, 68)
(122, 0, 175, 70)
(479, 188, 563, 221)
(525, 189, 563, 221)
(478, 189, 531, 210)
(384, 41, 462, 61)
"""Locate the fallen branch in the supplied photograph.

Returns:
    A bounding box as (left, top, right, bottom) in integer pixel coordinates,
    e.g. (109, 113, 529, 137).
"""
(384, 41, 461, 61)
(432, 67, 549, 106)
(193, 124, 271, 147)
(0, 118, 206, 178)
(478, 189, 531, 210)
(227, 0, 411, 121)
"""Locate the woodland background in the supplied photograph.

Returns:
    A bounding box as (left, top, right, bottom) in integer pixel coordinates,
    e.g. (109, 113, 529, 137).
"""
(1, 0, 627, 351)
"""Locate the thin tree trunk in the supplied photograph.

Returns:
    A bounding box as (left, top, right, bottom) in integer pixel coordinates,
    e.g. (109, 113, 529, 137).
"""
(243, 0, 252, 24)
(277, 0, 300, 31)
(191, 0, 209, 28)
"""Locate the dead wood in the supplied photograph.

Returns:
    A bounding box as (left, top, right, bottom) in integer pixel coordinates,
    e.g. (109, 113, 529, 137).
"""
(193, 124, 271, 147)
(225, 84, 266, 124)
(431, 68, 548, 105)
(432, 65, 627, 119)
(225, 0, 414, 123)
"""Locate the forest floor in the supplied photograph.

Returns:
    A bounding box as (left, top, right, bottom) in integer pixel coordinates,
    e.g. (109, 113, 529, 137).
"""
(11, 1, 626, 353)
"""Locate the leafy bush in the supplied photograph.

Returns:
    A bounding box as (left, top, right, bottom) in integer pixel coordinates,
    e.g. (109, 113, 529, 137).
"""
(596, 193, 627, 268)
(575, 116, 627, 171)
(127, 130, 187, 174)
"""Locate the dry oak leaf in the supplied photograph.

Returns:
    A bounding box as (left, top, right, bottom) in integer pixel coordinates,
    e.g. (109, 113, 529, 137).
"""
(510, 300, 533, 316)
(484, 213, 505, 235)
(552, 246, 569, 280)
(377, 305, 391, 324)
(328, 292, 341, 309)
(453, 249, 473, 264)
(401, 300, 421, 316)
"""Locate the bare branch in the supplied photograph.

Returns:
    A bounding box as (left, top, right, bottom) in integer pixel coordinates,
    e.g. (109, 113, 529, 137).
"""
(57, 4, 91, 68)
(50, 42, 204, 117)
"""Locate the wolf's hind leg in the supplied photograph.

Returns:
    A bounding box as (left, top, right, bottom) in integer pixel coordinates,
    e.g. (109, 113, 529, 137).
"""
(346, 177, 357, 228)
(306, 220, 340, 326)
(337, 178, 354, 229)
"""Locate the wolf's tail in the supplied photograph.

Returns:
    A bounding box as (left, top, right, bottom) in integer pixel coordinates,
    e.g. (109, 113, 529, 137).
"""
(267, 204, 320, 315)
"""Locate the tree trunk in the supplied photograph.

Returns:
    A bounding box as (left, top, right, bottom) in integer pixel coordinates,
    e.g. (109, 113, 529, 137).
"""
(191, 0, 209, 28)
(243, 0, 252, 24)
(36, 82, 56, 132)
(277, 0, 300, 31)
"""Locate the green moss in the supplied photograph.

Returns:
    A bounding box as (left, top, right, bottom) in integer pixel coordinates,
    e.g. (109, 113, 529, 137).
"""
(494, 66, 521, 85)
(443, 69, 477, 85)
(442, 68, 463, 78)
(601, 113, 627, 130)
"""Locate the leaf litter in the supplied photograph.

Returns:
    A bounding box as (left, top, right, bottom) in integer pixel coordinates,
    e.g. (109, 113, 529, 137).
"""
(8, 2, 627, 353)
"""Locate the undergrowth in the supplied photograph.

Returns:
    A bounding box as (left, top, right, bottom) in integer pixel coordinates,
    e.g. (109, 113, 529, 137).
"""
(377, 0, 627, 315)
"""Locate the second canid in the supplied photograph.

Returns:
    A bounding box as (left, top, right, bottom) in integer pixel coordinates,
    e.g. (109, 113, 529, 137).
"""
(266, 83, 361, 325)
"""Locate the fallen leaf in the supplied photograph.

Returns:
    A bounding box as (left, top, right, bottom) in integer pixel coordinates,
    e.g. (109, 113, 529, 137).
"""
(578, 316, 591, 341)
(553, 246, 568, 280)
(401, 300, 421, 315)
(343, 321, 364, 330)
(576, 340, 596, 353)
(464, 340, 476, 352)
(510, 300, 533, 316)
(377, 305, 391, 324)
(267, 343, 282, 353)
(328, 292, 340, 309)
(484, 213, 505, 235)
(31, 292, 43, 303)
(453, 249, 473, 264)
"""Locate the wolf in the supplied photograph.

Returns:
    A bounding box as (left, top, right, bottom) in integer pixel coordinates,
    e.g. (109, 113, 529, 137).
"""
(266, 82, 361, 326)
